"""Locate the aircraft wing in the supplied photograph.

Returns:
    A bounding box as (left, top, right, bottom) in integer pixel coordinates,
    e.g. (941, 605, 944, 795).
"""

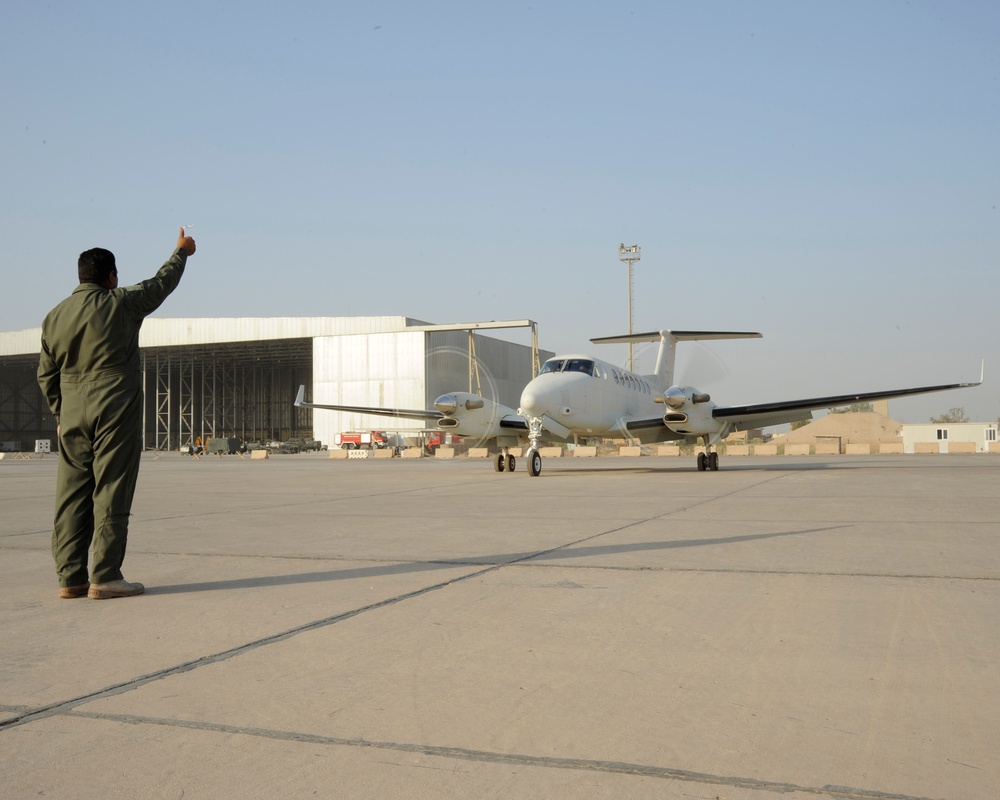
(713, 373, 984, 432)
(294, 385, 443, 422)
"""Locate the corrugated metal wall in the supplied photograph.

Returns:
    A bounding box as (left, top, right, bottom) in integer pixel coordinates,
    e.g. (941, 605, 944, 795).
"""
(311, 330, 542, 448)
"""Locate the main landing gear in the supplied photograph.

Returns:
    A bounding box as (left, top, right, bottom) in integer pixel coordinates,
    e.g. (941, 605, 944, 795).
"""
(697, 451, 719, 471)
(494, 449, 516, 473)
(697, 437, 720, 471)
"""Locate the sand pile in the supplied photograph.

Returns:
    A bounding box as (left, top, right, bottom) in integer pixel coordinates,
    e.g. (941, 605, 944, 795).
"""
(771, 411, 902, 446)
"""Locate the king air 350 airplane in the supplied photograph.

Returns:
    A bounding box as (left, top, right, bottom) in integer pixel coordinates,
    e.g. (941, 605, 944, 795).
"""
(295, 329, 982, 477)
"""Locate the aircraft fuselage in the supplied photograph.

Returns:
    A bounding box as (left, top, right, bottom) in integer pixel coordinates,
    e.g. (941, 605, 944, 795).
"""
(518, 355, 672, 438)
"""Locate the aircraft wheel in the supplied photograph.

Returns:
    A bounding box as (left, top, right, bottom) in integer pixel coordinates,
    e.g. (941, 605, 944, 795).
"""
(495, 454, 505, 473)
(709, 452, 719, 471)
(697, 452, 707, 471)
(528, 449, 542, 477)
(506, 454, 516, 472)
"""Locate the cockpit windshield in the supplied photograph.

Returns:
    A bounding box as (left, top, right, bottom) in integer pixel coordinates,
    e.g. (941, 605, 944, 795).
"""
(539, 358, 595, 376)
(565, 359, 595, 376)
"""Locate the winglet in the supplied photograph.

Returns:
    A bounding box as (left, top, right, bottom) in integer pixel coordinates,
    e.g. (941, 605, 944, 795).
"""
(294, 384, 306, 407)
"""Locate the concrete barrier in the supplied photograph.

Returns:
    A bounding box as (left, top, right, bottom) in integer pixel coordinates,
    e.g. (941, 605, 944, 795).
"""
(372, 448, 394, 458)
(990, 442, 1000, 454)
(656, 445, 681, 457)
(467, 448, 490, 458)
(573, 446, 597, 457)
(948, 442, 976, 454)
(914, 442, 940, 454)
(250, 450, 269, 460)
(878, 443, 904, 454)
(400, 448, 423, 458)
(329, 449, 348, 459)
(539, 447, 563, 458)
(814, 443, 839, 455)
(726, 444, 751, 456)
(786, 444, 810, 456)
(618, 446, 642, 457)
(754, 444, 778, 456)
(347, 450, 370, 459)
(434, 448, 456, 459)
(845, 443, 871, 455)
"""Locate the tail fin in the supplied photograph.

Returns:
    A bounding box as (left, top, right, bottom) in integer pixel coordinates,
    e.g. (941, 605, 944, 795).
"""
(591, 330, 762, 388)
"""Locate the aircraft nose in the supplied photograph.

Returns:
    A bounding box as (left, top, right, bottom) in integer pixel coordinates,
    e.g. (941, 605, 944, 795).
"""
(520, 387, 541, 415)
(520, 383, 554, 416)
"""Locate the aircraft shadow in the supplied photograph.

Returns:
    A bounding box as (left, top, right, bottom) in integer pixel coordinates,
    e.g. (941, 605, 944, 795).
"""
(149, 525, 842, 595)
(541, 461, 837, 476)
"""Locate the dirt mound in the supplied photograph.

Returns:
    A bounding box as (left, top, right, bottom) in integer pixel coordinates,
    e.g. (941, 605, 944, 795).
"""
(772, 411, 902, 446)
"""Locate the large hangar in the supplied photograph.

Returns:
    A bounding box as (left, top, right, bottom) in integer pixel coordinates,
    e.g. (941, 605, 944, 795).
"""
(0, 317, 543, 452)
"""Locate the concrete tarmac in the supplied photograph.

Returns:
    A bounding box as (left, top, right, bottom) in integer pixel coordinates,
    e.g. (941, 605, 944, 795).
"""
(2, 452, 998, 800)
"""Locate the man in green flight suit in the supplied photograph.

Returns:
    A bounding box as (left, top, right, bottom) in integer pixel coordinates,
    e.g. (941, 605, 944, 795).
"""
(38, 228, 196, 599)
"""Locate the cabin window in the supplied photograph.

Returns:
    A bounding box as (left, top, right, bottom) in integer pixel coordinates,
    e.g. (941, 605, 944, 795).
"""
(539, 359, 565, 374)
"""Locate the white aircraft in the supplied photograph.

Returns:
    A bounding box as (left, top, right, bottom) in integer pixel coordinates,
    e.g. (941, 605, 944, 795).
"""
(294, 329, 982, 476)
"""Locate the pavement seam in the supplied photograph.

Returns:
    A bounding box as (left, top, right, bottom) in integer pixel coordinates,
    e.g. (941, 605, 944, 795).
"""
(0, 563, 500, 732)
(0, 473, 777, 733)
(60, 710, 945, 800)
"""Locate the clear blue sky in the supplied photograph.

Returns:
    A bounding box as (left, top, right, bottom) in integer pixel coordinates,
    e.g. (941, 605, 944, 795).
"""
(3, 1, 997, 423)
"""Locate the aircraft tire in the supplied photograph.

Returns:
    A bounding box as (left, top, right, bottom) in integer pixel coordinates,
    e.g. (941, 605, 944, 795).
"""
(506, 454, 516, 472)
(709, 452, 719, 471)
(528, 449, 542, 477)
(495, 454, 505, 473)
(697, 453, 707, 471)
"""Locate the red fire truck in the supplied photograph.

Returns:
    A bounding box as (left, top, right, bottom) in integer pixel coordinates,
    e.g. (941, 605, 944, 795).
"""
(334, 431, 390, 450)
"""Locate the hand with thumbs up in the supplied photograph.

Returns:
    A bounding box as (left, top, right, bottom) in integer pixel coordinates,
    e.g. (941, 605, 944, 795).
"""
(176, 227, 196, 256)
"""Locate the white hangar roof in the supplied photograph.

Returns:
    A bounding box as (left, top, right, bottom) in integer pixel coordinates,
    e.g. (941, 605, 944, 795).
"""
(0, 316, 429, 356)
(1, 316, 537, 356)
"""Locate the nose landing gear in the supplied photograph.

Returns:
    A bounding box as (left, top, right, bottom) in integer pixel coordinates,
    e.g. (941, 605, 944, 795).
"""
(527, 448, 542, 477)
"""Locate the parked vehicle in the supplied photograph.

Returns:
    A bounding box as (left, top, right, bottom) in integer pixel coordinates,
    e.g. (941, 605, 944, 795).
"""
(334, 431, 389, 450)
(425, 432, 461, 453)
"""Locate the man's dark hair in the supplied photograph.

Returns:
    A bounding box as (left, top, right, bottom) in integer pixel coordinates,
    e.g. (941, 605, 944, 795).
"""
(78, 248, 117, 284)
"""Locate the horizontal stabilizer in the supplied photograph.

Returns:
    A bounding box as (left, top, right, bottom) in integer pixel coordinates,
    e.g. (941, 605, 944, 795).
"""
(591, 330, 762, 345)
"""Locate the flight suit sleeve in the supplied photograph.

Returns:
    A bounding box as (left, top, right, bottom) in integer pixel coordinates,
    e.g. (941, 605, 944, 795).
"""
(120, 248, 188, 320)
(37, 330, 62, 422)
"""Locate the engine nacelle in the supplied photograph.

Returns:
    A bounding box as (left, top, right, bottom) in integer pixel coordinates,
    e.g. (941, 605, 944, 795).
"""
(433, 393, 519, 440)
(661, 385, 724, 436)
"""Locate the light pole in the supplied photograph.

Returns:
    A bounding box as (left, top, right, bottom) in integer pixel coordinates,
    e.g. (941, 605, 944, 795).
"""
(618, 243, 641, 371)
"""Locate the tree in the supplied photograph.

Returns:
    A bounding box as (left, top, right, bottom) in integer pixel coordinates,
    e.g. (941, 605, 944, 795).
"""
(830, 402, 873, 414)
(930, 407, 968, 424)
